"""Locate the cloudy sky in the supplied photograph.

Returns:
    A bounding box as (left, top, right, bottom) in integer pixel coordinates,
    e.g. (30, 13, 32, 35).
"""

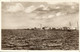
(2, 1, 79, 29)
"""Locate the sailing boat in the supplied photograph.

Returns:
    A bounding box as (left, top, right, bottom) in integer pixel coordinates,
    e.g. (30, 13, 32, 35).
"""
(69, 22, 78, 30)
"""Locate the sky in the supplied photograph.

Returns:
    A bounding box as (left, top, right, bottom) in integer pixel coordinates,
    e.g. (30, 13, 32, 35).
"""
(1, 1, 79, 29)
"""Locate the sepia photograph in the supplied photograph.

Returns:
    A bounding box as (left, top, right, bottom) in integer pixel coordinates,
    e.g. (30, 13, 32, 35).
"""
(1, 0, 79, 50)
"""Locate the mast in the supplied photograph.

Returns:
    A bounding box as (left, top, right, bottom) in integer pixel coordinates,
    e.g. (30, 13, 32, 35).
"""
(69, 22, 71, 27)
(69, 22, 72, 29)
(39, 23, 42, 29)
(77, 21, 79, 30)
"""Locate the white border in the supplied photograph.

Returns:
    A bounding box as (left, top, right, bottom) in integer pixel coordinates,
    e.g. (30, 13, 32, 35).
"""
(0, 0, 79, 52)
(0, 0, 1, 50)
